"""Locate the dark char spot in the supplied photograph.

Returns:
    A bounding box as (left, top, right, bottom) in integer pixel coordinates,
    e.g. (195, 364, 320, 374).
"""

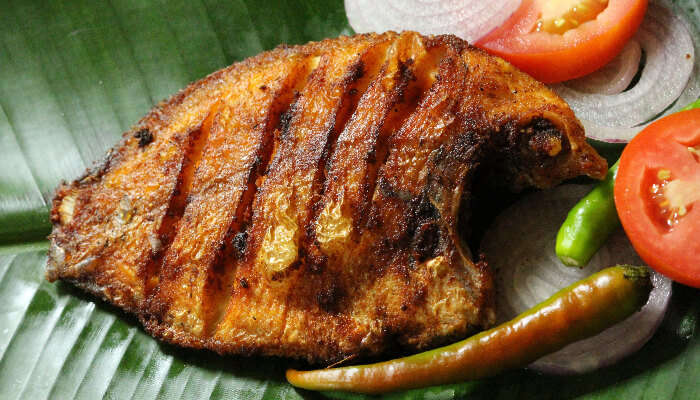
(134, 128, 154, 148)
(232, 231, 248, 259)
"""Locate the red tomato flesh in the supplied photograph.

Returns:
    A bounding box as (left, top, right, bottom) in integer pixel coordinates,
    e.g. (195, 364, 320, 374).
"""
(475, 0, 648, 83)
(615, 109, 700, 288)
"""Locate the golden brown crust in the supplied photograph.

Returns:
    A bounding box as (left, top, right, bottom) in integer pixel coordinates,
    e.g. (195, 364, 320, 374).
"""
(47, 32, 606, 364)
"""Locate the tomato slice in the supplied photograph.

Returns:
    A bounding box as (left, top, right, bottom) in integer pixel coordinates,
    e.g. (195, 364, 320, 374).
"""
(475, 0, 648, 83)
(614, 109, 700, 288)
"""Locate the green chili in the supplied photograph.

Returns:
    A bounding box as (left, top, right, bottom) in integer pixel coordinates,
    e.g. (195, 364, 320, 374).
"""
(681, 98, 700, 111)
(556, 160, 620, 267)
(287, 265, 651, 394)
(556, 100, 700, 268)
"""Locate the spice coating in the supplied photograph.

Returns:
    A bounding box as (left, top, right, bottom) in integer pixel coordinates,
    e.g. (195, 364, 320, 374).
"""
(47, 32, 606, 363)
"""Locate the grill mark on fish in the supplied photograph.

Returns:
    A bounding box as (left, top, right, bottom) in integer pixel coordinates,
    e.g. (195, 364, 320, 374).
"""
(149, 105, 247, 333)
(141, 103, 222, 297)
(203, 57, 319, 335)
(366, 46, 464, 249)
(362, 42, 447, 232)
(147, 54, 322, 336)
(212, 34, 383, 349)
(355, 49, 472, 344)
(302, 33, 434, 318)
(242, 37, 380, 280)
(287, 39, 398, 326)
(304, 38, 393, 272)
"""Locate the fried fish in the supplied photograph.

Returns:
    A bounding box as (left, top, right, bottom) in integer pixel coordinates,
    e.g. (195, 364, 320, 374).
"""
(47, 32, 606, 363)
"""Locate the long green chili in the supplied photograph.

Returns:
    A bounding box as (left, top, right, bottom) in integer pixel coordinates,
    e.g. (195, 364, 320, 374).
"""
(287, 265, 651, 394)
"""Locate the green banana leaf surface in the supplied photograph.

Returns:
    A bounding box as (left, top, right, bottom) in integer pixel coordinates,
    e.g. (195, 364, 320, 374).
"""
(0, 0, 698, 398)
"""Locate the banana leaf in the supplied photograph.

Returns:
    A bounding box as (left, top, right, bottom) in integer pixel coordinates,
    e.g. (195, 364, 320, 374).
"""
(0, 0, 698, 399)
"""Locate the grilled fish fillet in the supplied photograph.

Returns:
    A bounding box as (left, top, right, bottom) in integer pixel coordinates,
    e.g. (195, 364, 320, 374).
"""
(47, 32, 606, 363)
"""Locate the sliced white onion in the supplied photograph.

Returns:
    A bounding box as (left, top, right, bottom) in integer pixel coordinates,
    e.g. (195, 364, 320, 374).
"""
(566, 40, 642, 95)
(481, 185, 672, 375)
(344, 0, 521, 43)
(533, 271, 671, 374)
(552, 1, 699, 142)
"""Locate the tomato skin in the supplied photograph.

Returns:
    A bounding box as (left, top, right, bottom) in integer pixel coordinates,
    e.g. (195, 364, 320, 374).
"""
(475, 0, 648, 83)
(614, 109, 700, 288)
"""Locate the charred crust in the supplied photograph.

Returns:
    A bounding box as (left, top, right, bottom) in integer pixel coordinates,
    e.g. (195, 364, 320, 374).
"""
(232, 231, 248, 259)
(479, 116, 576, 190)
(251, 155, 263, 173)
(525, 118, 569, 157)
(320, 131, 336, 175)
(416, 193, 440, 220)
(377, 177, 411, 201)
(377, 176, 394, 198)
(365, 209, 382, 230)
(278, 103, 296, 141)
(316, 280, 343, 313)
(134, 128, 154, 148)
(412, 222, 442, 262)
(345, 59, 365, 85)
(407, 195, 444, 261)
(422, 34, 466, 54)
(395, 61, 417, 103)
(269, 259, 302, 282)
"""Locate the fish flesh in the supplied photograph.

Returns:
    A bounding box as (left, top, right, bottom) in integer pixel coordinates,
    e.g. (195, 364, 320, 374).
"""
(47, 32, 607, 363)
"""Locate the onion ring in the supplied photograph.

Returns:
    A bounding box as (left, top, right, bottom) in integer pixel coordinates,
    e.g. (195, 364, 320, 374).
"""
(344, 0, 521, 43)
(553, 1, 699, 142)
(482, 185, 672, 374)
(566, 40, 642, 95)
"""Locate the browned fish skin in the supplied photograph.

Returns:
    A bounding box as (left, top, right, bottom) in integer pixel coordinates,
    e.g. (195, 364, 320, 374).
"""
(47, 32, 607, 363)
